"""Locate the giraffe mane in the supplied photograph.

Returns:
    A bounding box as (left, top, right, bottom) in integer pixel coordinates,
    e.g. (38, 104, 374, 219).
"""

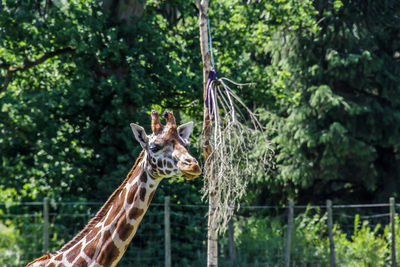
(25, 253, 51, 267)
(57, 150, 146, 253)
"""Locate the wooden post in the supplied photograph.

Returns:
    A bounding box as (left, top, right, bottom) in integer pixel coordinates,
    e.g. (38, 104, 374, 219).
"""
(327, 200, 336, 267)
(43, 197, 49, 254)
(284, 200, 294, 267)
(228, 218, 237, 265)
(164, 197, 171, 267)
(390, 197, 396, 267)
(198, 0, 218, 266)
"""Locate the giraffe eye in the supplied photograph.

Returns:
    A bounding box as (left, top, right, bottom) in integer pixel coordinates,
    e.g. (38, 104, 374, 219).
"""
(150, 144, 162, 153)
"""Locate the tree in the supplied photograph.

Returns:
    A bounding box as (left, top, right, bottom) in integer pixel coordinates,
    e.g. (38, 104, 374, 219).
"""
(0, 0, 203, 202)
(268, 0, 400, 203)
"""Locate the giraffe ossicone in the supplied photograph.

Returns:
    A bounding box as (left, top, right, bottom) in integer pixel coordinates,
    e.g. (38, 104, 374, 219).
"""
(26, 110, 201, 267)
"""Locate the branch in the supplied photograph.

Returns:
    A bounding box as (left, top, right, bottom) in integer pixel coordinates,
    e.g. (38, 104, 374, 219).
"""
(0, 71, 13, 94)
(9, 47, 75, 72)
(0, 47, 76, 94)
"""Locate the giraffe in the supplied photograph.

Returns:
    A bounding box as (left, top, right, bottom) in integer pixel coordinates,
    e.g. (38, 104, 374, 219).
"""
(26, 110, 201, 267)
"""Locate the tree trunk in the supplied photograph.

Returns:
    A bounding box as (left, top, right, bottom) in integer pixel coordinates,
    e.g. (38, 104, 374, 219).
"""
(101, 0, 145, 23)
(198, 1, 218, 266)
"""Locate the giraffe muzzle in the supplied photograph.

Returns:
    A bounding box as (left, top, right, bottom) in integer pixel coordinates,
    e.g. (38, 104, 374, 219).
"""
(180, 164, 202, 180)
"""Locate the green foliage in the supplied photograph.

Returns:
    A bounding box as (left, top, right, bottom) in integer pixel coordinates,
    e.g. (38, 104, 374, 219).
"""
(385, 216, 400, 264)
(262, 0, 400, 202)
(234, 216, 284, 266)
(0, 222, 22, 266)
(233, 211, 397, 266)
(335, 215, 389, 266)
(291, 208, 329, 265)
(0, 0, 203, 203)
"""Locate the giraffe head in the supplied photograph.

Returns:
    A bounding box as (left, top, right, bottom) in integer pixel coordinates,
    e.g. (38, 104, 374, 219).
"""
(130, 110, 201, 180)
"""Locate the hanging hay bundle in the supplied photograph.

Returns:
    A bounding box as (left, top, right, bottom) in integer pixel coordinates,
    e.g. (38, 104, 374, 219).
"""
(202, 70, 273, 233)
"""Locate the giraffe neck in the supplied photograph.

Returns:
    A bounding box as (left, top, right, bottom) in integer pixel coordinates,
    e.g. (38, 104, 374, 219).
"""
(28, 151, 161, 267)
(91, 158, 160, 266)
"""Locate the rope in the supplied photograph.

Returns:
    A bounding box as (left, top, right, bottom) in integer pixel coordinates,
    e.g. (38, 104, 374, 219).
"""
(205, 69, 217, 119)
(204, 18, 217, 119)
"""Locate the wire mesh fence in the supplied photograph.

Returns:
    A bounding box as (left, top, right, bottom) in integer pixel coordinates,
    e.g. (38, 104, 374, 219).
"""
(0, 199, 398, 266)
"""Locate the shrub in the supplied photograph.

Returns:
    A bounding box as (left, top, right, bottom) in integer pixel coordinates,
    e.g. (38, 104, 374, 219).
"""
(0, 222, 22, 266)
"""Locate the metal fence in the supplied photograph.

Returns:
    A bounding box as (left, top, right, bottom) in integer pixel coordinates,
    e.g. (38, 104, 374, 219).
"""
(0, 198, 398, 267)
(0, 198, 209, 267)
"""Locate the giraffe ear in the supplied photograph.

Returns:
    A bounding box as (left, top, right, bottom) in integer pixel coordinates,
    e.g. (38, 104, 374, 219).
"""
(177, 121, 194, 143)
(130, 123, 149, 148)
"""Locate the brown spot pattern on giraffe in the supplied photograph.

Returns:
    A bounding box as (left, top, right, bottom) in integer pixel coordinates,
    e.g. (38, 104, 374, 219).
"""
(128, 207, 144, 220)
(74, 257, 88, 267)
(54, 253, 63, 261)
(104, 201, 123, 226)
(127, 182, 138, 204)
(147, 191, 155, 207)
(116, 212, 134, 241)
(66, 242, 82, 263)
(86, 226, 100, 243)
(83, 234, 101, 259)
(56, 263, 65, 267)
(120, 188, 127, 204)
(157, 159, 163, 168)
(48, 263, 56, 267)
(166, 161, 173, 169)
(140, 172, 147, 183)
(104, 187, 127, 226)
(101, 230, 111, 246)
(139, 187, 147, 201)
(97, 231, 120, 266)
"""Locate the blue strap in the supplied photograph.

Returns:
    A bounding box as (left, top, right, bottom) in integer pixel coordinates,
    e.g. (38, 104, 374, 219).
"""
(207, 18, 215, 69)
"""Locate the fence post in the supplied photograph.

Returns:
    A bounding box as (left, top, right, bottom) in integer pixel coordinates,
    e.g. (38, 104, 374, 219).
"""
(327, 200, 336, 267)
(43, 197, 49, 254)
(285, 199, 294, 267)
(390, 197, 396, 267)
(228, 217, 237, 265)
(164, 196, 171, 267)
